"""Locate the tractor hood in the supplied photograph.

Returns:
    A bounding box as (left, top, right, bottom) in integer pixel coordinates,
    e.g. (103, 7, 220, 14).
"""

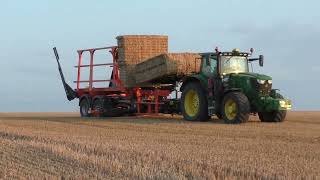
(225, 72, 273, 98)
(231, 72, 272, 80)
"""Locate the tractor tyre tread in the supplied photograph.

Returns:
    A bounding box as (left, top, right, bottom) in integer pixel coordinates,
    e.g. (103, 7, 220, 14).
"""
(222, 92, 250, 124)
(181, 82, 209, 122)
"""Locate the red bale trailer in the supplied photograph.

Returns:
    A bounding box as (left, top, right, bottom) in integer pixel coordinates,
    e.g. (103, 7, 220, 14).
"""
(53, 46, 179, 117)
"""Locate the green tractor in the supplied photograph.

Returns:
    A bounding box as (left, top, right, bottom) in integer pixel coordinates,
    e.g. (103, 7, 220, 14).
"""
(180, 48, 292, 123)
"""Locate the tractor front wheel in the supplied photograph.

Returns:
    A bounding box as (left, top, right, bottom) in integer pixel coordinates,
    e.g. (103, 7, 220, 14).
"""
(222, 92, 250, 124)
(258, 93, 287, 123)
(181, 82, 209, 121)
(258, 111, 286, 122)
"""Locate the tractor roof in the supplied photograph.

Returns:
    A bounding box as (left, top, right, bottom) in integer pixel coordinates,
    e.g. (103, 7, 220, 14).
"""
(200, 52, 250, 57)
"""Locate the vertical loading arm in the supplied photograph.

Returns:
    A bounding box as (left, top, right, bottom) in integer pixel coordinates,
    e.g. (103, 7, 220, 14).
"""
(53, 47, 77, 101)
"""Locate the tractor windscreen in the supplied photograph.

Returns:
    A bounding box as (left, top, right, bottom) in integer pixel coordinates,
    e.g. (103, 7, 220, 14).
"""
(220, 56, 249, 74)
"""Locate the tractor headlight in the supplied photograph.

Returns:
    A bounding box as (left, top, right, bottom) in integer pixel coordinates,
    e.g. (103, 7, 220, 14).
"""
(257, 79, 266, 84)
(279, 100, 286, 107)
(268, 80, 272, 84)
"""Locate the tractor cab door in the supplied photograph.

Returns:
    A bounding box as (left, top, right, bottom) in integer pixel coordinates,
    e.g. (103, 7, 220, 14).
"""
(200, 55, 218, 91)
(200, 54, 223, 116)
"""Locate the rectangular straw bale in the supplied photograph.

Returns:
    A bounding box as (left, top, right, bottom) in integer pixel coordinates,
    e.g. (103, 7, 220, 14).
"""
(118, 63, 136, 87)
(117, 35, 168, 65)
(135, 53, 201, 84)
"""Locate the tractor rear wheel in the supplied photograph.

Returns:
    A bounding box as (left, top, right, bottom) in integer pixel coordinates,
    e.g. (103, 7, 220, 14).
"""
(222, 92, 250, 124)
(181, 82, 209, 121)
(80, 98, 90, 117)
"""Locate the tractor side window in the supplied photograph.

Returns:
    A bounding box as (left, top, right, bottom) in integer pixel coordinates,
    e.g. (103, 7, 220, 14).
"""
(202, 56, 217, 76)
(210, 57, 217, 74)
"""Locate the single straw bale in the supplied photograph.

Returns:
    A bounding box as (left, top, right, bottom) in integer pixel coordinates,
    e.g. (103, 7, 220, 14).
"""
(118, 63, 136, 87)
(135, 53, 201, 84)
(116, 35, 168, 65)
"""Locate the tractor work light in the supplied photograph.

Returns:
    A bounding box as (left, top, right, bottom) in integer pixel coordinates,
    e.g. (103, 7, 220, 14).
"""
(220, 52, 249, 57)
(221, 53, 232, 56)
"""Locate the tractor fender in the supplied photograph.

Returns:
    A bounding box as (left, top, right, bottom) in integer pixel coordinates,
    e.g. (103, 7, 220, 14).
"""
(79, 94, 92, 107)
(180, 76, 207, 93)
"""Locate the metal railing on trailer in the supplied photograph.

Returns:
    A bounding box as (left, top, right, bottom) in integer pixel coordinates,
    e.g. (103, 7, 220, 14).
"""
(74, 46, 127, 97)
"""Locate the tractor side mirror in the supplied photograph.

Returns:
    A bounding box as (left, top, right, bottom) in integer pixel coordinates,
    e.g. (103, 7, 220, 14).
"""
(259, 55, 264, 67)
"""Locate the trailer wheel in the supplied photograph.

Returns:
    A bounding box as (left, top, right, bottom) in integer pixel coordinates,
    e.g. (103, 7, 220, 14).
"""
(222, 92, 250, 124)
(92, 98, 104, 117)
(181, 82, 209, 121)
(80, 98, 90, 117)
(104, 104, 128, 117)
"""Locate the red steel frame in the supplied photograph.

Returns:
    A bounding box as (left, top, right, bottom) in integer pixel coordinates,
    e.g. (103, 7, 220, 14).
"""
(74, 46, 173, 115)
(134, 88, 171, 114)
(74, 46, 126, 98)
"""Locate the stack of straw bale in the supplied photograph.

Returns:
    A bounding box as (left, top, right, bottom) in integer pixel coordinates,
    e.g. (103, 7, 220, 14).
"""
(116, 35, 168, 87)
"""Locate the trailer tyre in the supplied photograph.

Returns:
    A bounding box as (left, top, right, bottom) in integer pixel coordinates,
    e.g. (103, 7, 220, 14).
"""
(80, 98, 90, 117)
(92, 98, 104, 117)
(222, 92, 250, 124)
(181, 82, 209, 121)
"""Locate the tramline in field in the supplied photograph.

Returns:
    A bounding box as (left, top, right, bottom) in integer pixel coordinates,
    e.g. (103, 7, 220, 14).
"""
(53, 35, 292, 123)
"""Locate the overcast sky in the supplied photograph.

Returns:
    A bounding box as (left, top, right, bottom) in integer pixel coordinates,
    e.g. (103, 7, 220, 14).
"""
(0, 0, 319, 112)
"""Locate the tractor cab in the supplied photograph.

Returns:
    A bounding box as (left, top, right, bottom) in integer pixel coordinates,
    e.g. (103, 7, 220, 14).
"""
(199, 48, 264, 77)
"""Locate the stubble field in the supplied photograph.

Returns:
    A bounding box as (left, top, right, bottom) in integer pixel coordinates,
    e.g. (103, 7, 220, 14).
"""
(0, 112, 319, 179)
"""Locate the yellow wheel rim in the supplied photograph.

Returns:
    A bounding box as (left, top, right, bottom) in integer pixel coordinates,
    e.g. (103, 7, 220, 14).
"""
(184, 89, 200, 117)
(224, 99, 237, 120)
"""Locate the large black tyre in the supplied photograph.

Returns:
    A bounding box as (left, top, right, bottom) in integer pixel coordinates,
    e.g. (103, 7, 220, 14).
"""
(258, 111, 286, 122)
(222, 92, 250, 124)
(180, 82, 209, 122)
(95, 97, 128, 117)
(92, 98, 104, 117)
(258, 93, 287, 123)
(80, 98, 90, 117)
